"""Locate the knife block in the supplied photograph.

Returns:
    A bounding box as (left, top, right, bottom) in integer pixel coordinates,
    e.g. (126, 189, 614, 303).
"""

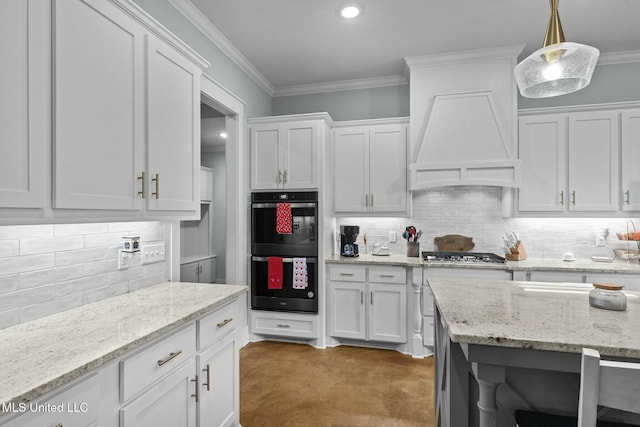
(506, 242, 527, 261)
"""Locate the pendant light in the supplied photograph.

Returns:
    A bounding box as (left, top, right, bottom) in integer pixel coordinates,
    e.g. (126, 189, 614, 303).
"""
(514, 0, 599, 98)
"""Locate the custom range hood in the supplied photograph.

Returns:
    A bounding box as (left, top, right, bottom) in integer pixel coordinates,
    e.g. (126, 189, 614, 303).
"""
(405, 45, 524, 189)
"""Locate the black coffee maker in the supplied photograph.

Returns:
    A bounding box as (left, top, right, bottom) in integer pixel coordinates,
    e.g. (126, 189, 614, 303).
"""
(340, 225, 359, 257)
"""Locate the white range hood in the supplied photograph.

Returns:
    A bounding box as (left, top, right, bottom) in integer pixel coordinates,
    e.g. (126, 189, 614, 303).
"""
(406, 45, 524, 189)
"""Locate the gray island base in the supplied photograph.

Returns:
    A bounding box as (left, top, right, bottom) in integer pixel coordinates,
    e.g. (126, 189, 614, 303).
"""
(429, 278, 640, 427)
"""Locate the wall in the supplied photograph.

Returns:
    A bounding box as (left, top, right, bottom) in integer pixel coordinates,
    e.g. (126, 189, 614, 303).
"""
(336, 187, 639, 260)
(0, 222, 168, 329)
(272, 84, 410, 121)
(132, 0, 271, 118)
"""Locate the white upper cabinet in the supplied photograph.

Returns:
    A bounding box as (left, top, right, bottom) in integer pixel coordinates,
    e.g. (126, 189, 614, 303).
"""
(518, 114, 567, 212)
(333, 121, 408, 214)
(249, 114, 330, 190)
(53, 0, 145, 210)
(146, 35, 201, 213)
(518, 110, 620, 214)
(50, 0, 206, 217)
(567, 111, 619, 212)
(621, 109, 640, 211)
(0, 0, 47, 208)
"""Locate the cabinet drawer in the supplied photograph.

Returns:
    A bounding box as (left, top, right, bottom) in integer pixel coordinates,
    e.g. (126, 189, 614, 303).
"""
(329, 265, 365, 282)
(369, 266, 406, 284)
(251, 311, 318, 339)
(2, 373, 100, 427)
(120, 323, 196, 402)
(198, 299, 239, 350)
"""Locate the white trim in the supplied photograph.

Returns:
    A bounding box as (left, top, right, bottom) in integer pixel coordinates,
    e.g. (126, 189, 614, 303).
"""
(332, 117, 409, 128)
(169, 0, 274, 95)
(519, 100, 640, 116)
(405, 45, 526, 68)
(247, 112, 333, 126)
(598, 50, 640, 66)
(273, 75, 408, 97)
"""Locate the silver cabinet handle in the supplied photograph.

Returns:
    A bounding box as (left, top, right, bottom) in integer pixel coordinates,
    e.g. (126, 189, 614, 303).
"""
(217, 318, 233, 328)
(379, 274, 395, 278)
(151, 173, 160, 199)
(202, 364, 211, 391)
(571, 190, 576, 205)
(364, 194, 369, 207)
(276, 323, 290, 328)
(137, 172, 145, 198)
(625, 190, 630, 204)
(157, 350, 182, 366)
(191, 375, 199, 402)
(283, 170, 287, 184)
(560, 190, 564, 205)
(360, 290, 363, 304)
(277, 170, 282, 183)
(370, 291, 373, 305)
(370, 193, 374, 208)
(339, 273, 354, 276)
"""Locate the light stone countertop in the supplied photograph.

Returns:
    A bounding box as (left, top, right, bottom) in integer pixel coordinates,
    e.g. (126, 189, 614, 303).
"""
(0, 282, 247, 412)
(429, 278, 640, 359)
(326, 254, 640, 274)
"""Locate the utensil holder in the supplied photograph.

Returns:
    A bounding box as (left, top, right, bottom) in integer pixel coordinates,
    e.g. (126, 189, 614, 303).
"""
(407, 241, 420, 257)
(505, 242, 527, 261)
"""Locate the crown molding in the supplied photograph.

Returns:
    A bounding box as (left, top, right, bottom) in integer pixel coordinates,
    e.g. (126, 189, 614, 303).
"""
(598, 50, 640, 65)
(168, 0, 275, 96)
(273, 75, 408, 97)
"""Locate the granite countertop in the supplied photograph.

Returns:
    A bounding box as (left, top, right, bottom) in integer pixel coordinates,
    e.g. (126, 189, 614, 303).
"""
(429, 278, 640, 359)
(0, 282, 247, 412)
(326, 253, 640, 274)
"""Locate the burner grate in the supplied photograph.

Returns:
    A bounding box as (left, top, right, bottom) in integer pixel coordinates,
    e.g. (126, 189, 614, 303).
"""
(422, 251, 506, 264)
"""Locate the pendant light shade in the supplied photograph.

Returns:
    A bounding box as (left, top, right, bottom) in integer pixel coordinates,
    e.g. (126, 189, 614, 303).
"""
(514, 0, 599, 98)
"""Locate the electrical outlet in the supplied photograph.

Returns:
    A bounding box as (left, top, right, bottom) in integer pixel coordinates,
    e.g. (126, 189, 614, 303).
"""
(141, 243, 166, 265)
(118, 249, 130, 270)
(389, 231, 397, 243)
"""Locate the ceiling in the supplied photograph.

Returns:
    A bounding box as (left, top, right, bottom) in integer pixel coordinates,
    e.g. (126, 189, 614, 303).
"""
(180, 0, 640, 96)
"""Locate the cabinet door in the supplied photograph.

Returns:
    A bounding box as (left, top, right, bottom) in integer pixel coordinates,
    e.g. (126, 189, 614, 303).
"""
(250, 125, 280, 190)
(333, 127, 369, 212)
(518, 115, 567, 212)
(568, 111, 619, 211)
(0, 0, 46, 208)
(280, 121, 320, 189)
(368, 284, 407, 343)
(328, 282, 366, 340)
(146, 35, 200, 212)
(368, 125, 407, 212)
(621, 109, 640, 211)
(198, 334, 238, 427)
(181, 261, 200, 283)
(120, 358, 196, 427)
(199, 257, 216, 284)
(53, 0, 145, 210)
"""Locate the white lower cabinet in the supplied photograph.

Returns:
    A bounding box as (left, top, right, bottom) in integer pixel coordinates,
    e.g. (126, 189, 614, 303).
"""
(328, 265, 407, 344)
(181, 256, 216, 283)
(250, 310, 319, 339)
(120, 359, 197, 427)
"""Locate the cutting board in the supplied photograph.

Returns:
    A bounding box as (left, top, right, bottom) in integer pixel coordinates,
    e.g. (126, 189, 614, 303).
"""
(434, 234, 475, 252)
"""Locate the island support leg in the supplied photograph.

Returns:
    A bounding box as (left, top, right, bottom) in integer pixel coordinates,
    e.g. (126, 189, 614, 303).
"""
(472, 363, 505, 427)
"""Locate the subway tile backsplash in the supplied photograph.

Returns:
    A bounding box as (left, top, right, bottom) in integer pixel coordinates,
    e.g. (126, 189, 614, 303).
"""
(0, 222, 168, 329)
(337, 186, 639, 260)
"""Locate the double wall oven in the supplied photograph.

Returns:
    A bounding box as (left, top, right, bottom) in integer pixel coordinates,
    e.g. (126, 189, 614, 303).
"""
(250, 191, 318, 313)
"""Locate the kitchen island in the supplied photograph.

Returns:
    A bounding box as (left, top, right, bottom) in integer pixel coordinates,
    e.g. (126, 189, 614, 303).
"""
(0, 282, 247, 426)
(429, 278, 640, 427)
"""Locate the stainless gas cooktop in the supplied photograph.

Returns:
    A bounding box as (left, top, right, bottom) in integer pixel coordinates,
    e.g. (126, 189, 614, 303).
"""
(422, 251, 506, 264)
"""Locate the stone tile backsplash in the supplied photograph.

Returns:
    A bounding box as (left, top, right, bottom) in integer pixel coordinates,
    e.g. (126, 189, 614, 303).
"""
(0, 222, 168, 329)
(336, 186, 640, 260)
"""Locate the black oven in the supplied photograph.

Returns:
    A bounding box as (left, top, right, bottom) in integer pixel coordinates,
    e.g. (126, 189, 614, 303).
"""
(251, 256, 317, 312)
(250, 191, 319, 313)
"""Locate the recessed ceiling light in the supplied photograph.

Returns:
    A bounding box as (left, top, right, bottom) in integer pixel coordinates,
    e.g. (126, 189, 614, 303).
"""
(219, 132, 228, 139)
(340, 5, 361, 19)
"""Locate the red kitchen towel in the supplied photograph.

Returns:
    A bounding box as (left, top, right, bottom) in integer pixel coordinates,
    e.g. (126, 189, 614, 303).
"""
(267, 257, 283, 289)
(276, 203, 292, 234)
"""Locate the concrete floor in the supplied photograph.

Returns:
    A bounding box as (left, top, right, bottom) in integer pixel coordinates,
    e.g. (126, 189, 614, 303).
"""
(240, 341, 436, 426)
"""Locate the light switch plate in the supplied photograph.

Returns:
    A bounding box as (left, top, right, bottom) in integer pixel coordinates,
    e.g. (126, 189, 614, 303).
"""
(141, 243, 166, 265)
(118, 249, 130, 270)
(389, 231, 397, 243)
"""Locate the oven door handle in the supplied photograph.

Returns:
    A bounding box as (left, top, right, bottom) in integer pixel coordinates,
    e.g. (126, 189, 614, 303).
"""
(251, 256, 317, 263)
(252, 202, 317, 209)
